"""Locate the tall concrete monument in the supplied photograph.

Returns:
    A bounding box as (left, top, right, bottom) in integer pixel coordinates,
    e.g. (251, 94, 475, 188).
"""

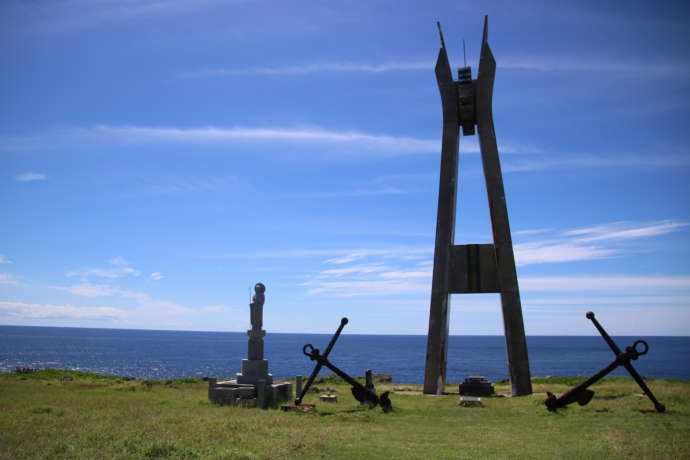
(237, 283, 272, 385)
(208, 283, 291, 408)
(424, 17, 532, 396)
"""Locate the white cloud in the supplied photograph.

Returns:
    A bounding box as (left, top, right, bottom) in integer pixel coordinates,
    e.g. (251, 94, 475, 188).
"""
(82, 125, 439, 155)
(524, 295, 690, 306)
(183, 57, 690, 79)
(0, 255, 12, 264)
(378, 270, 431, 279)
(520, 276, 690, 292)
(66, 257, 140, 279)
(183, 61, 432, 77)
(514, 242, 616, 266)
(499, 151, 690, 173)
(500, 56, 690, 78)
(150, 272, 164, 281)
(0, 273, 22, 286)
(303, 279, 429, 297)
(319, 264, 389, 278)
(0, 301, 127, 320)
(512, 220, 688, 265)
(49, 283, 194, 316)
(512, 228, 553, 236)
(50, 284, 119, 297)
(15, 172, 47, 182)
(323, 247, 434, 265)
(109, 256, 128, 266)
(200, 305, 232, 313)
(564, 220, 689, 242)
(289, 186, 410, 198)
(14, 0, 230, 35)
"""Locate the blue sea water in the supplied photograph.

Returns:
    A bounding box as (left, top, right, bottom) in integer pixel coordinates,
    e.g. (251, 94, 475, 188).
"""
(1, 325, 688, 383)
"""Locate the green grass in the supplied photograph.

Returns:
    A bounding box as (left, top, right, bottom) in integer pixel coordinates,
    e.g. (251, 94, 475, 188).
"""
(1, 370, 689, 459)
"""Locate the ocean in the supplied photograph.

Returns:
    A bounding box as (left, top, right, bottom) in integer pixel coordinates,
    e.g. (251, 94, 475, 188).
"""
(1, 325, 688, 383)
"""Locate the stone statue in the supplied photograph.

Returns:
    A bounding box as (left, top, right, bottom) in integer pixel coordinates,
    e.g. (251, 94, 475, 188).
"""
(208, 281, 292, 408)
(250, 283, 265, 331)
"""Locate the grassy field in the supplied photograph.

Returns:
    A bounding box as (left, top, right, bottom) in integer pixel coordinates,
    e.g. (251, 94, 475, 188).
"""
(1, 370, 688, 459)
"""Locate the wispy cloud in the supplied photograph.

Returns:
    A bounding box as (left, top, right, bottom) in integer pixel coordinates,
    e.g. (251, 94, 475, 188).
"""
(182, 56, 690, 79)
(50, 284, 119, 297)
(81, 125, 439, 154)
(520, 276, 690, 292)
(513, 220, 688, 265)
(0, 301, 127, 320)
(150, 272, 164, 281)
(144, 175, 240, 195)
(289, 186, 411, 199)
(0, 125, 443, 157)
(49, 283, 200, 317)
(6, 126, 685, 173)
(11, 0, 229, 35)
(15, 172, 47, 182)
(322, 247, 433, 265)
(564, 220, 689, 243)
(500, 56, 690, 78)
(514, 242, 617, 266)
(182, 61, 431, 78)
(0, 255, 12, 264)
(216, 219, 685, 269)
(524, 295, 690, 306)
(298, 219, 688, 297)
(303, 279, 429, 297)
(501, 152, 690, 173)
(512, 228, 553, 236)
(0, 273, 22, 286)
(319, 264, 389, 278)
(65, 257, 140, 279)
(208, 247, 433, 262)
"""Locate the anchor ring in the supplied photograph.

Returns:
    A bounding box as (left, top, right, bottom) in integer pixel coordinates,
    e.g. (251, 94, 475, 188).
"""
(632, 340, 649, 356)
(302, 343, 319, 358)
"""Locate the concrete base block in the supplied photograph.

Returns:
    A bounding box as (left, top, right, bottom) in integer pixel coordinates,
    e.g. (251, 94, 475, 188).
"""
(209, 379, 292, 409)
(236, 359, 273, 385)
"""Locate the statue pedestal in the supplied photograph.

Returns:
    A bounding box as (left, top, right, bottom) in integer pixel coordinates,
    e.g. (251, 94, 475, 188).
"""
(208, 282, 291, 408)
(236, 359, 273, 385)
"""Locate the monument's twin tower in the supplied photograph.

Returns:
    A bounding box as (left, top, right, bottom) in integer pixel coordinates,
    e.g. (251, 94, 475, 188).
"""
(424, 17, 532, 396)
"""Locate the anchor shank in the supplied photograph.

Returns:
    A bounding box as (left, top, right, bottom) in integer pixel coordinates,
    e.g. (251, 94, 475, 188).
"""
(295, 317, 348, 405)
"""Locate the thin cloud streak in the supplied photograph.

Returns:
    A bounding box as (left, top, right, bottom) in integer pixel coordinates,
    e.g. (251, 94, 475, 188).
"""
(15, 173, 47, 182)
(500, 57, 690, 78)
(0, 301, 127, 320)
(564, 220, 689, 242)
(82, 125, 440, 154)
(0, 273, 23, 286)
(502, 152, 690, 172)
(183, 61, 431, 77)
(515, 242, 616, 266)
(520, 276, 690, 292)
(183, 57, 690, 79)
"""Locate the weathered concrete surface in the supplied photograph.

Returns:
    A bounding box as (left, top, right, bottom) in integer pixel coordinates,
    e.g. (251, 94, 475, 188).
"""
(424, 18, 532, 396)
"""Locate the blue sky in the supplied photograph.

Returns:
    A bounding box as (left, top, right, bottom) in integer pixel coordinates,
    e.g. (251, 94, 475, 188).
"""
(2, 0, 689, 336)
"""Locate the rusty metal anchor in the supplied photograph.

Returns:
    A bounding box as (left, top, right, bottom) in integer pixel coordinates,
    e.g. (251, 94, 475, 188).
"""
(296, 317, 392, 412)
(544, 311, 665, 413)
